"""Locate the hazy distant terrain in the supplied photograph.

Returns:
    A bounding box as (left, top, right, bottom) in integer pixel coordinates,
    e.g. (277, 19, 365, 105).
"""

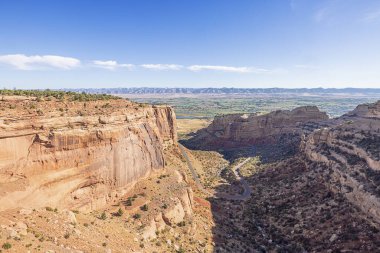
(65, 88, 380, 118)
(66, 87, 380, 95)
(63, 87, 380, 119)
(125, 93, 380, 119)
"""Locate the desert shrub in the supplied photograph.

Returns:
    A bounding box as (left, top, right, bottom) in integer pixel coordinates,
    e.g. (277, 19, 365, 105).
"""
(2, 242, 12, 249)
(0, 89, 120, 101)
(133, 213, 141, 219)
(36, 109, 44, 116)
(177, 221, 186, 227)
(117, 208, 124, 216)
(100, 212, 107, 220)
(140, 204, 148, 211)
(125, 198, 132, 206)
(177, 247, 185, 253)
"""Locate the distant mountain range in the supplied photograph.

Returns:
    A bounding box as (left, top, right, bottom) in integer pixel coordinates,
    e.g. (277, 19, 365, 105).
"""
(63, 87, 380, 95)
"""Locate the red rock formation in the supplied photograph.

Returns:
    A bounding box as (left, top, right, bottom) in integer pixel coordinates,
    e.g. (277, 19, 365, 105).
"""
(0, 98, 177, 212)
(303, 100, 380, 222)
(184, 106, 329, 159)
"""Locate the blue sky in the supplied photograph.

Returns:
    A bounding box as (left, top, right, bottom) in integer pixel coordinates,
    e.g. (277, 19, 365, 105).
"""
(0, 0, 380, 89)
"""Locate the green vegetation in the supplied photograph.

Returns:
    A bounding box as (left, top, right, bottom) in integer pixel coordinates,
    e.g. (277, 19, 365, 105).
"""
(2, 242, 12, 250)
(133, 213, 141, 219)
(177, 247, 186, 253)
(116, 208, 124, 216)
(127, 94, 380, 118)
(0, 89, 120, 101)
(177, 221, 186, 227)
(100, 212, 107, 220)
(140, 204, 148, 211)
(125, 198, 133, 206)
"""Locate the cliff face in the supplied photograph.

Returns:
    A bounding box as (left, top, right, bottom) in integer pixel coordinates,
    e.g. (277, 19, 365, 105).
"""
(0, 98, 177, 211)
(183, 106, 329, 160)
(303, 101, 380, 222)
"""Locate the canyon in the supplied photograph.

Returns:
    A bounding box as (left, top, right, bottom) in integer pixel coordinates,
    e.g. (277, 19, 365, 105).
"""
(304, 101, 380, 223)
(200, 101, 380, 252)
(0, 94, 205, 252)
(0, 92, 379, 252)
(184, 105, 330, 160)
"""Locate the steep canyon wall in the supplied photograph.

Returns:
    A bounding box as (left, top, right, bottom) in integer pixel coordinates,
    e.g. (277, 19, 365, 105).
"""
(0, 98, 177, 212)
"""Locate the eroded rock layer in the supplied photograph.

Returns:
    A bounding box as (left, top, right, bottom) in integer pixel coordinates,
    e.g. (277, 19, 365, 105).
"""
(184, 106, 329, 159)
(304, 101, 380, 222)
(0, 97, 177, 211)
(209, 101, 380, 252)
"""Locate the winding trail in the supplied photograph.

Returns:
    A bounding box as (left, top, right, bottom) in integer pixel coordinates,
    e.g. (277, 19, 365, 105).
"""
(178, 144, 252, 200)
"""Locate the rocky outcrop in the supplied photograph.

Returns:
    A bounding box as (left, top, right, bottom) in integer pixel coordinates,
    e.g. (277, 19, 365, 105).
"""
(303, 101, 380, 222)
(0, 98, 177, 212)
(184, 106, 329, 160)
(142, 188, 193, 240)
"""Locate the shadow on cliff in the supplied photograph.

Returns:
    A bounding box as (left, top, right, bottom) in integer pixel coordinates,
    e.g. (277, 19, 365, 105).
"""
(180, 133, 300, 163)
(204, 155, 380, 253)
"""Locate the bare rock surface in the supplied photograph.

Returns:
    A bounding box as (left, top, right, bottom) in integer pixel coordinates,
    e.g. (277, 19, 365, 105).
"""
(183, 106, 330, 160)
(304, 100, 380, 222)
(0, 97, 177, 212)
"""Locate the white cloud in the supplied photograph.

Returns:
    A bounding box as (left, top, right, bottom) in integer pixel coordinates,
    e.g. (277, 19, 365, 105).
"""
(140, 64, 183, 71)
(295, 64, 320, 70)
(0, 54, 80, 70)
(187, 65, 269, 73)
(93, 60, 134, 70)
(0, 55, 284, 75)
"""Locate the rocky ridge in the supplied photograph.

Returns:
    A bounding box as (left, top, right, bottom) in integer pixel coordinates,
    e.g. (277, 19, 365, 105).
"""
(204, 101, 380, 252)
(303, 101, 380, 223)
(184, 105, 330, 160)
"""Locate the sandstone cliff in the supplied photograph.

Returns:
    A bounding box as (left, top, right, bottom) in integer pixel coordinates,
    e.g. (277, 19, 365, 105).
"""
(303, 101, 380, 222)
(183, 106, 329, 160)
(0, 97, 177, 212)
(207, 101, 380, 252)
